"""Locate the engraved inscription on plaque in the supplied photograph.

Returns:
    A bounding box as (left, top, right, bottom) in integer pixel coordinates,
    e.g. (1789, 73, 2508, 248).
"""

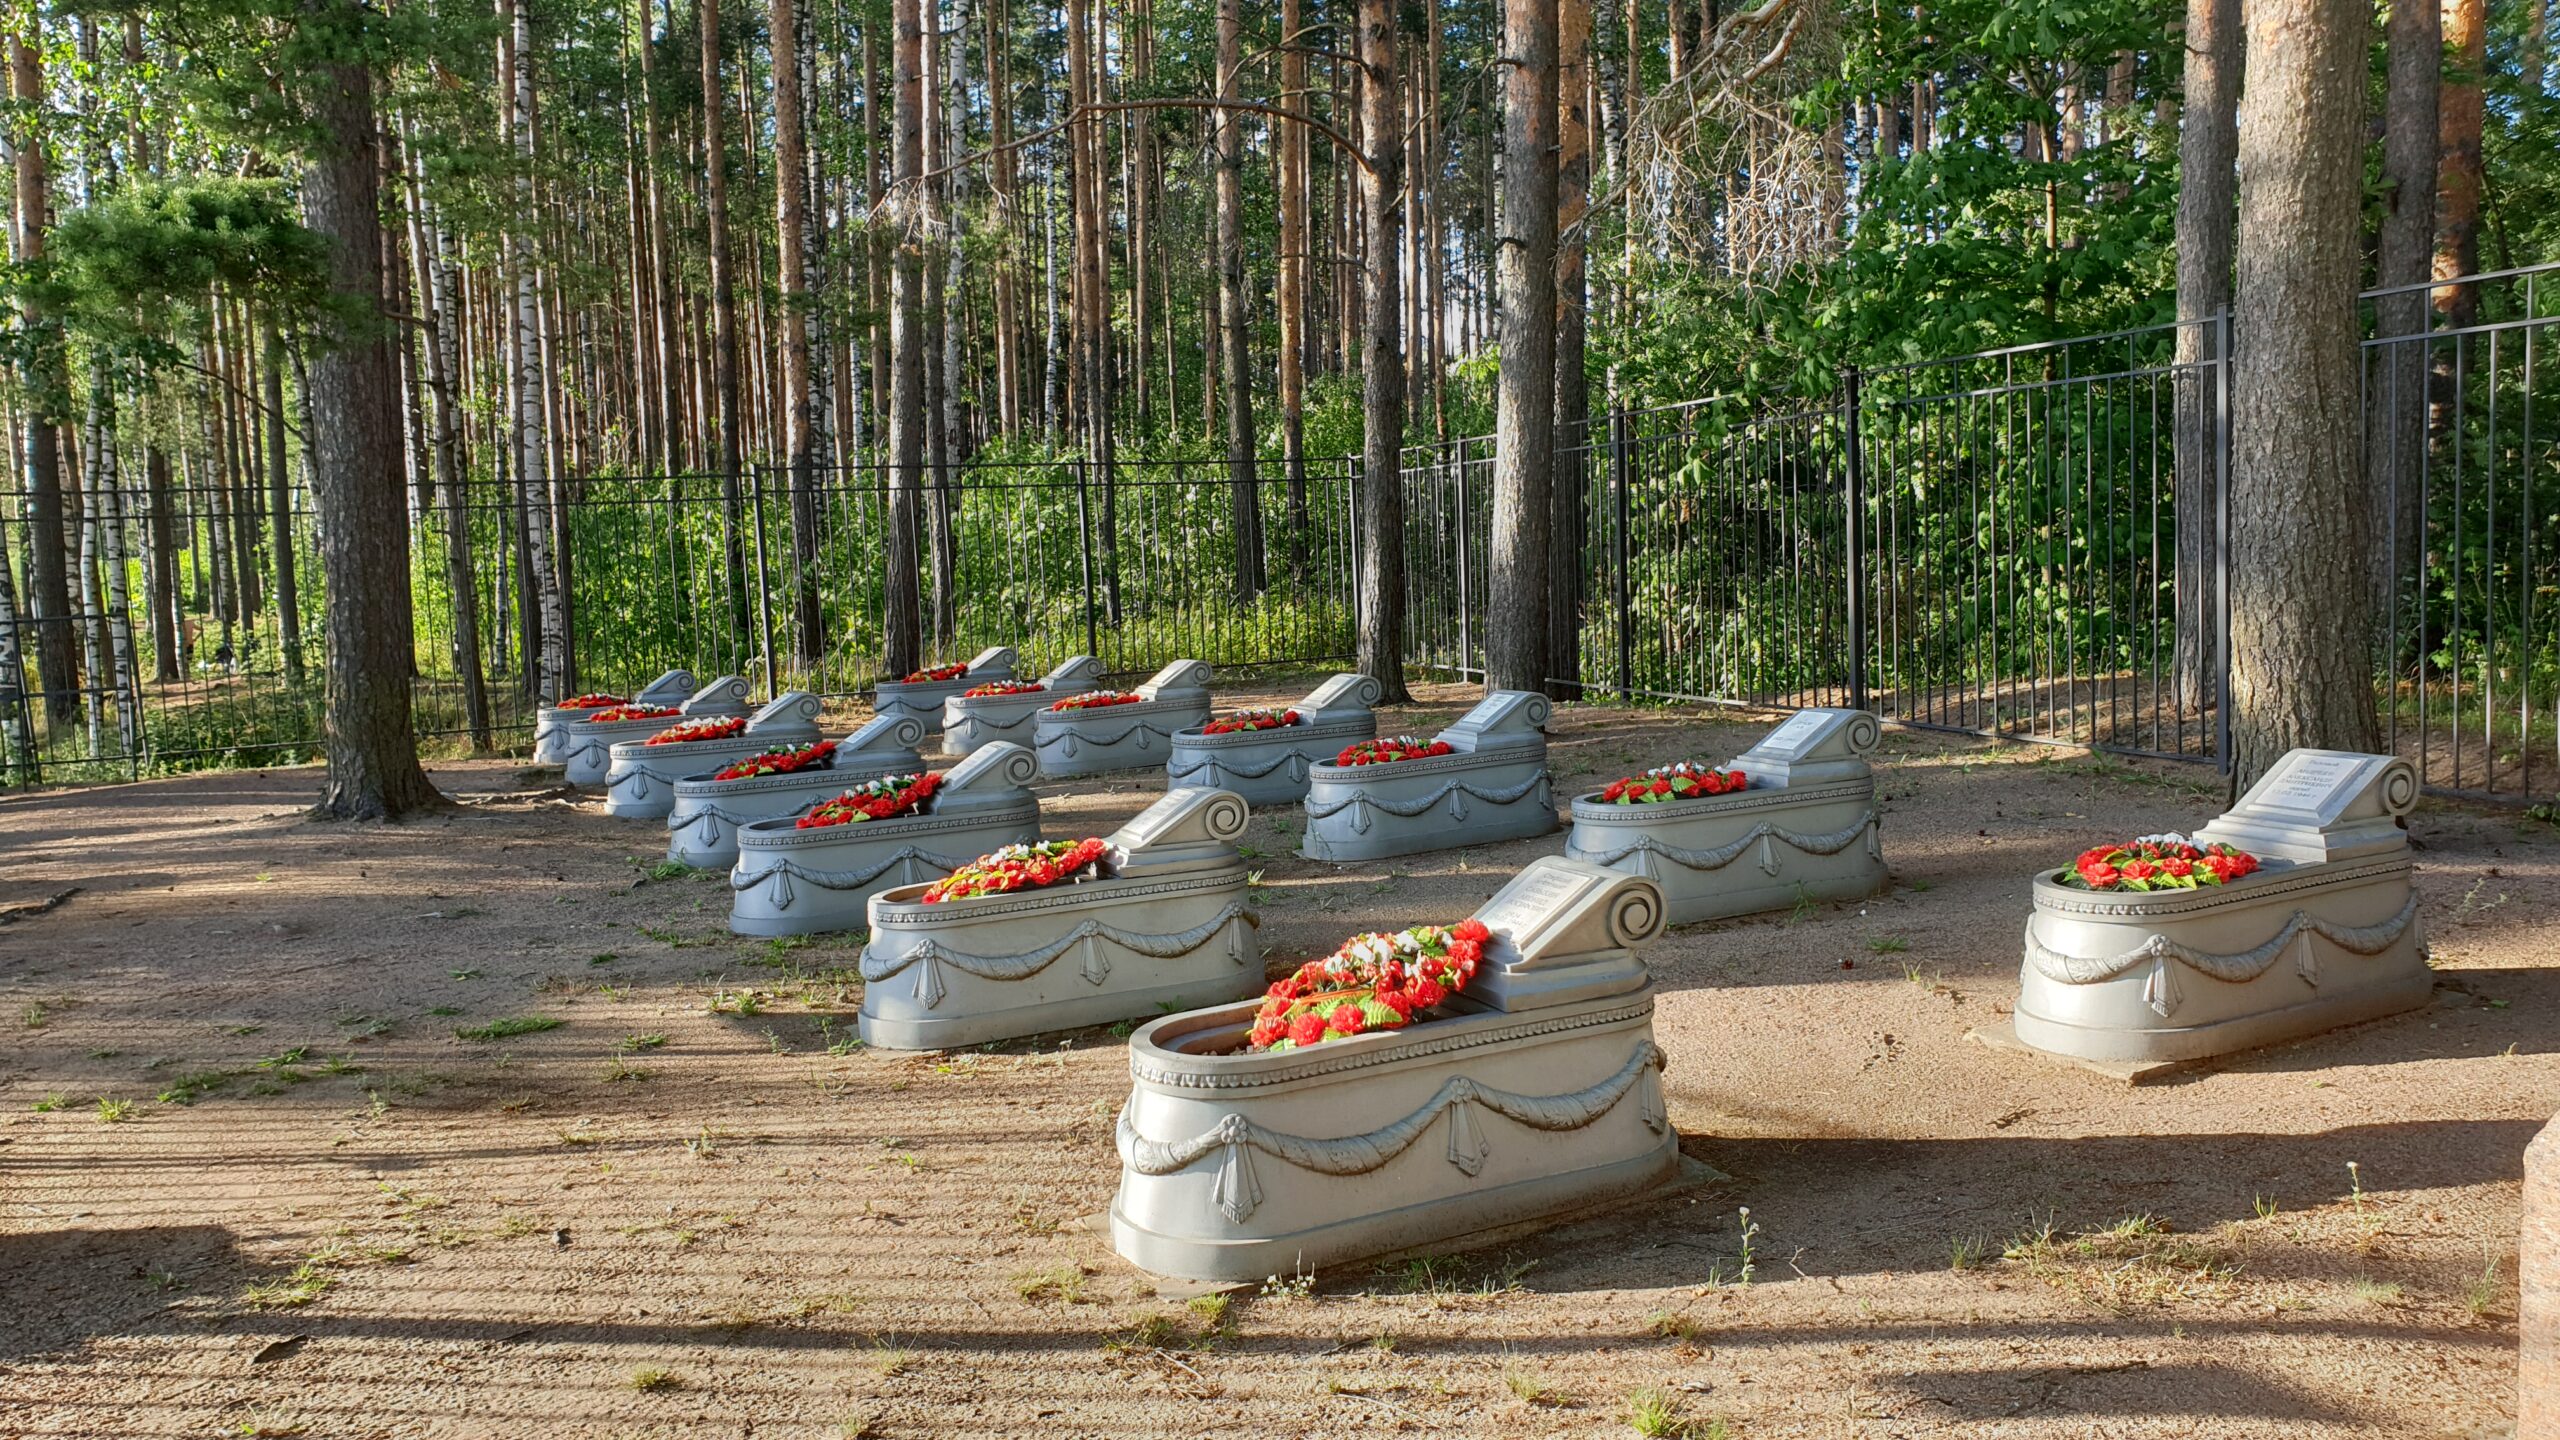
(2252, 752, 2368, 823)
(1479, 866, 1600, 947)
(1752, 709, 1829, 758)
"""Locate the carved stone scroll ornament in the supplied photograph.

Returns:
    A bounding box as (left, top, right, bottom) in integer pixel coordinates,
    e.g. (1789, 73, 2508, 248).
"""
(1572, 806, 1881, 877)
(861, 903, 1260, 1009)
(1116, 1041, 1667, 1224)
(2023, 890, 2424, 1019)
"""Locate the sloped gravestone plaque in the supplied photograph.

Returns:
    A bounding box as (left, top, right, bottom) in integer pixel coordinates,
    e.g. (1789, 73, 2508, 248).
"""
(940, 655, 1109, 758)
(1109, 857, 1676, 1283)
(1299, 690, 1556, 862)
(561, 675, 752, 787)
(729, 741, 1044, 938)
(1165, 673, 1384, 808)
(2005, 748, 2429, 1077)
(1565, 707, 1887, 925)
(856, 786, 1260, 1049)
(1033, 660, 1215, 779)
(535, 669, 695, 765)
(602, 692, 824, 820)
(873, 645, 1017, 737)
(662, 713, 930, 871)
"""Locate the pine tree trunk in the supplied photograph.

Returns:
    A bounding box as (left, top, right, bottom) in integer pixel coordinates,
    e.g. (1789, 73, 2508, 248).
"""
(10, 36, 74, 727)
(2228, 0, 2379, 788)
(1550, 0, 1591, 698)
(883, 0, 927, 678)
(1487, 0, 1559, 695)
(300, 15, 442, 819)
(404, 119, 493, 749)
(702, 0, 753, 665)
(1277, 0, 1310, 582)
(0, 489, 30, 776)
(263, 324, 305, 685)
(2171, 0, 2239, 711)
(2433, 0, 2485, 324)
(773, 0, 825, 669)
(502, 0, 565, 703)
(1355, 0, 1410, 703)
(144, 443, 178, 682)
(1215, 0, 1265, 603)
(2368, 0, 2437, 644)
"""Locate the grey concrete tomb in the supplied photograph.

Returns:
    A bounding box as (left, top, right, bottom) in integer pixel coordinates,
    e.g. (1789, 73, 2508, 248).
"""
(662, 713, 930, 871)
(728, 741, 1044, 939)
(601, 691, 824, 820)
(2007, 748, 2431, 1076)
(1033, 660, 1215, 779)
(1565, 707, 1888, 926)
(940, 655, 1109, 758)
(534, 669, 695, 765)
(560, 675, 752, 787)
(1165, 673, 1383, 807)
(856, 786, 1261, 1050)
(872, 645, 1018, 737)
(1299, 690, 1556, 862)
(1109, 857, 1676, 1284)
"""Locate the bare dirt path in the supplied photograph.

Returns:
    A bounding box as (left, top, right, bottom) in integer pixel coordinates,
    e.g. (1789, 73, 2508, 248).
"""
(1, 684, 2549, 1438)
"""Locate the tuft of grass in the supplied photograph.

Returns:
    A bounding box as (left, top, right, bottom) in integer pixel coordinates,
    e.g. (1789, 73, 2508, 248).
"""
(643, 860, 690, 882)
(1185, 1293, 1232, 1331)
(2467, 1256, 2504, 1318)
(602, 1056, 651, 1083)
(869, 1335, 912, 1377)
(31, 1093, 63, 1113)
(2253, 1194, 2280, 1221)
(1626, 1387, 1694, 1437)
(20, 1001, 47, 1029)
(1013, 1265, 1091, 1304)
(2348, 1275, 2404, 1306)
(616, 1031, 668, 1052)
(1867, 935, 1910, 954)
(96, 1096, 137, 1124)
(1503, 1358, 1560, 1406)
(628, 1366, 681, 1392)
(241, 1264, 333, 1309)
(456, 1016, 562, 1042)
(1645, 1309, 1701, 1341)
(1949, 1233, 1986, 1271)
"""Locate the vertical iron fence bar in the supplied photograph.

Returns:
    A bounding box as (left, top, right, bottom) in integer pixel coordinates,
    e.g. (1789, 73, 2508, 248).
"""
(1843, 367, 1869, 713)
(2214, 309, 2234, 776)
(1612, 406, 1633, 702)
(749, 463, 779, 697)
(1076, 458, 1099, 661)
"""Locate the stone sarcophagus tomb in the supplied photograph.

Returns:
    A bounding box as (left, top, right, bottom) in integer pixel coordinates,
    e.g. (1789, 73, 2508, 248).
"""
(1565, 707, 1888, 926)
(1298, 690, 1556, 862)
(1164, 673, 1384, 808)
(2009, 748, 2430, 1075)
(535, 669, 696, 765)
(560, 675, 751, 787)
(940, 655, 1110, 758)
(728, 742, 1045, 939)
(1108, 857, 1676, 1283)
(873, 645, 1017, 737)
(601, 692, 824, 820)
(1033, 660, 1215, 779)
(661, 713, 930, 871)
(856, 786, 1260, 1050)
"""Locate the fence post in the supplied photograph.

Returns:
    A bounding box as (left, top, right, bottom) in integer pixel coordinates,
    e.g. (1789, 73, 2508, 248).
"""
(1455, 442, 1473, 677)
(1611, 406, 1633, 702)
(2214, 308, 2234, 777)
(1074, 458, 1100, 661)
(749, 462, 778, 696)
(1843, 366, 1869, 713)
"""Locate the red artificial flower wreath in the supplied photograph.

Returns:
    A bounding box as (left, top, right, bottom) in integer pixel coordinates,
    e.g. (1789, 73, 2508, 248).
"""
(1246, 919, 1491, 1052)
(643, 716, 749, 746)
(1333, 736, 1452, 766)
(713, 740, 838, 781)
(1203, 708, 1300, 735)
(1598, 761, 1747, 805)
(920, 838, 1110, 903)
(587, 704, 680, 724)
(900, 662, 971, 684)
(558, 693, 626, 710)
(964, 680, 1046, 698)
(1048, 690, 1142, 711)
(797, 771, 942, 828)
(2061, 836, 2261, 893)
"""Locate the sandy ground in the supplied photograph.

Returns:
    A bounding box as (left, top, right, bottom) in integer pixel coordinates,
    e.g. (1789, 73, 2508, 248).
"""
(1, 681, 2552, 1440)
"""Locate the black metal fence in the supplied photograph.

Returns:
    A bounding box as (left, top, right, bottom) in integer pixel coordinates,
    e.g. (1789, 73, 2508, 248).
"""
(3, 262, 2554, 799)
